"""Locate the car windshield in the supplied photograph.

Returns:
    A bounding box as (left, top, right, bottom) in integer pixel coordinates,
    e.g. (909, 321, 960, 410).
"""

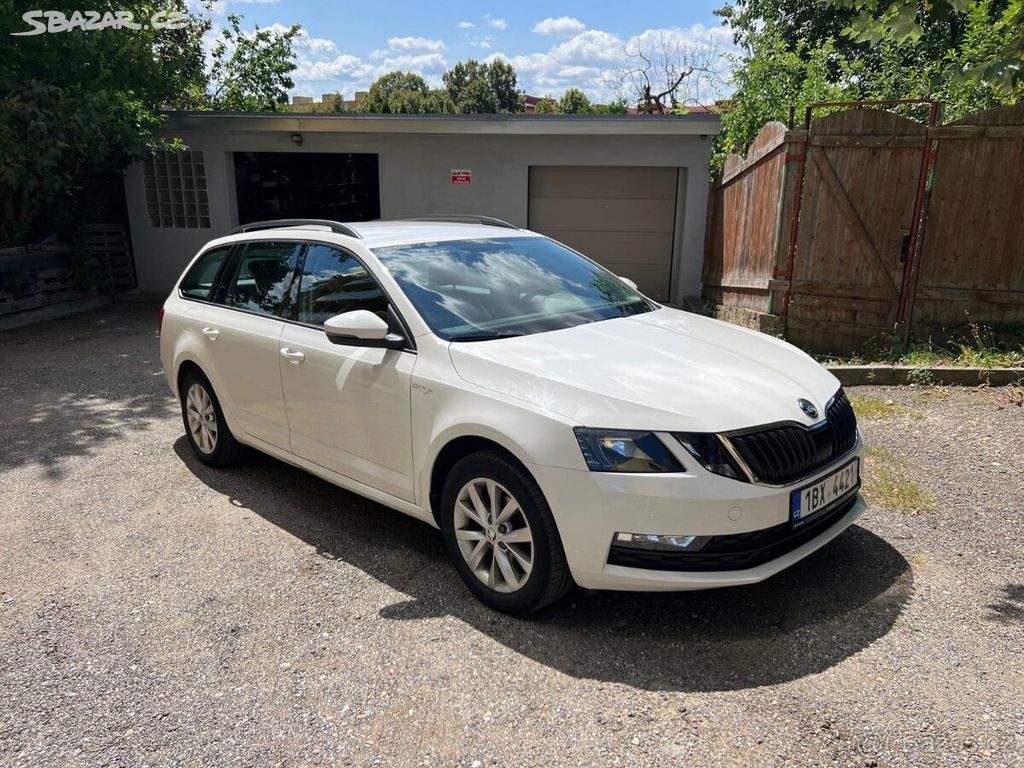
(373, 236, 657, 341)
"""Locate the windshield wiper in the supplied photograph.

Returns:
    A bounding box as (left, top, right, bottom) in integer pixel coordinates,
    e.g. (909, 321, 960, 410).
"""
(450, 330, 524, 342)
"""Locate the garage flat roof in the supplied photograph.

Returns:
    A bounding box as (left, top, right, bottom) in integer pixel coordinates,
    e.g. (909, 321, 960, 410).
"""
(162, 111, 721, 136)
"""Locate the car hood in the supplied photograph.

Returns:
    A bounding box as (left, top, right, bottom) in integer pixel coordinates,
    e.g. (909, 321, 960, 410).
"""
(447, 307, 841, 432)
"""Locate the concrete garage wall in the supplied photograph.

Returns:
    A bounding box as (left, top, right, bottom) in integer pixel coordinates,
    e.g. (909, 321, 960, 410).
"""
(124, 115, 719, 300)
(124, 145, 235, 294)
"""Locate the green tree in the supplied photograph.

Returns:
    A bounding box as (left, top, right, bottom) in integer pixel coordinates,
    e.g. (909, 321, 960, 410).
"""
(206, 14, 300, 111)
(716, 0, 858, 55)
(458, 77, 499, 113)
(558, 88, 593, 114)
(0, 1, 303, 244)
(443, 59, 521, 113)
(534, 97, 559, 114)
(712, 29, 850, 171)
(713, 0, 1024, 174)
(593, 97, 630, 114)
(357, 71, 455, 113)
(838, 0, 1024, 92)
(486, 59, 520, 112)
(0, 0, 211, 244)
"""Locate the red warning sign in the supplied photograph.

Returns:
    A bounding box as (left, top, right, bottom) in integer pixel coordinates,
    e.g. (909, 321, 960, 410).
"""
(451, 169, 472, 185)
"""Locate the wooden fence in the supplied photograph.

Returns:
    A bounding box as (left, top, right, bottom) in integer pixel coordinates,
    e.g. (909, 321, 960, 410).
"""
(0, 224, 136, 321)
(704, 102, 1024, 353)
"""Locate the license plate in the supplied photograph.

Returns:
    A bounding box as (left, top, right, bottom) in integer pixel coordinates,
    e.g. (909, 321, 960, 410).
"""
(790, 458, 859, 526)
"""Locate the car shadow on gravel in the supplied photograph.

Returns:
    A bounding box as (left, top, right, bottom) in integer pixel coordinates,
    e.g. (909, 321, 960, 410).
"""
(176, 438, 913, 693)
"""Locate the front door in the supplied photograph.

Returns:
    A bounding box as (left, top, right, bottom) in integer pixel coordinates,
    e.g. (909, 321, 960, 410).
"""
(279, 243, 415, 501)
(199, 240, 302, 449)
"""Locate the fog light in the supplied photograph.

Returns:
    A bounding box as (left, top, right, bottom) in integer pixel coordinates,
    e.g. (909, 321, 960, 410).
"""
(613, 532, 712, 552)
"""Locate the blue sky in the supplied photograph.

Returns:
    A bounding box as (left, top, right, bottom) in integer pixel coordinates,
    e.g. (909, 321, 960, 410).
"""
(205, 0, 735, 103)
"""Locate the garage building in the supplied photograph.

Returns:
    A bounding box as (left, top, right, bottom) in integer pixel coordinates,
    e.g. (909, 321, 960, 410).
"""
(125, 112, 720, 302)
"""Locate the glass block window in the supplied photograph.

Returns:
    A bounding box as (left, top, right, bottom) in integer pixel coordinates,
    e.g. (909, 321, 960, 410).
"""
(143, 150, 211, 228)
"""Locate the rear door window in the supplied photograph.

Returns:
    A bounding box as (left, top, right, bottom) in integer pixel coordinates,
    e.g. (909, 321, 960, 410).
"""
(222, 241, 302, 317)
(179, 246, 231, 301)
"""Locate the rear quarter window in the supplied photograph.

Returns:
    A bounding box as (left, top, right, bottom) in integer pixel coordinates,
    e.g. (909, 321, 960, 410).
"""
(179, 246, 231, 301)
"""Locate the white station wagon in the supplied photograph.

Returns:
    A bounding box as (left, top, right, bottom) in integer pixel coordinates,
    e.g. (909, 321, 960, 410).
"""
(159, 216, 865, 613)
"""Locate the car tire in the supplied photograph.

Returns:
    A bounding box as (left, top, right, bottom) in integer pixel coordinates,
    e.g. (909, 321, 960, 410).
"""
(180, 368, 243, 467)
(440, 449, 574, 614)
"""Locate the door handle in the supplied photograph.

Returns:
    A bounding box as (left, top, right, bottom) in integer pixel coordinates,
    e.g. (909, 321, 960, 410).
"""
(280, 347, 305, 363)
(201, 327, 220, 340)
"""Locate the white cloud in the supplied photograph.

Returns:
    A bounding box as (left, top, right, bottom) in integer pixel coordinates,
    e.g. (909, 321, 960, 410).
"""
(386, 36, 446, 53)
(532, 17, 586, 37)
(457, 21, 474, 29)
(266, 23, 338, 53)
(283, 18, 733, 106)
(380, 53, 447, 72)
(488, 24, 733, 103)
(292, 46, 448, 95)
(293, 54, 372, 82)
(487, 17, 507, 30)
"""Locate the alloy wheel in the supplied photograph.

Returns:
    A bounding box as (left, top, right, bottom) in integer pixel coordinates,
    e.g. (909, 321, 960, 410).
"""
(185, 382, 218, 454)
(453, 478, 534, 593)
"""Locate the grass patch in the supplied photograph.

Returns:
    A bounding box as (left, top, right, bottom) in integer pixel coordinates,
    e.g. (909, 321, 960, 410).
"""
(818, 321, 1024, 370)
(849, 394, 914, 419)
(861, 446, 935, 515)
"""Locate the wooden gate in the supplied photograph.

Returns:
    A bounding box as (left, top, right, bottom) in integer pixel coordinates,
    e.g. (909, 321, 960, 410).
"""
(779, 109, 930, 351)
(910, 103, 1024, 329)
(705, 102, 1024, 354)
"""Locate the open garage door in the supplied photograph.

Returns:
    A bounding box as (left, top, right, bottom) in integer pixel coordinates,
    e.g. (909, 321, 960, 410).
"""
(528, 166, 679, 301)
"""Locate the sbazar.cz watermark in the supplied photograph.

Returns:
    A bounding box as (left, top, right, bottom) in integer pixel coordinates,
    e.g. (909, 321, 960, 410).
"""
(11, 9, 186, 35)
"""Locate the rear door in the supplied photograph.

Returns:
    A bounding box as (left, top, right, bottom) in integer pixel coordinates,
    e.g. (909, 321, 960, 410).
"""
(199, 240, 302, 449)
(279, 243, 415, 501)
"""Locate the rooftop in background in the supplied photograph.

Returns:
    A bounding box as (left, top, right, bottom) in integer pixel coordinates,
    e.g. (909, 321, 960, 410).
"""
(287, 92, 366, 113)
(163, 111, 722, 136)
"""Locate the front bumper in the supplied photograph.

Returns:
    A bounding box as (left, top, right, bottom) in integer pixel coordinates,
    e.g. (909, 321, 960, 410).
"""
(527, 445, 865, 591)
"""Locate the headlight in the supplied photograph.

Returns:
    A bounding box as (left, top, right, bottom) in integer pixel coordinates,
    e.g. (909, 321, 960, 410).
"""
(573, 428, 684, 473)
(673, 432, 747, 481)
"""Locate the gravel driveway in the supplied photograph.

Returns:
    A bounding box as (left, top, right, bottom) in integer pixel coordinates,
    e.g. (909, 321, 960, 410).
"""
(1, 305, 1021, 767)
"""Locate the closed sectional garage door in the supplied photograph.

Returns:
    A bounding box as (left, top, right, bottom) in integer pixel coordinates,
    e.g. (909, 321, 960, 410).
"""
(528, 166, 679, 301)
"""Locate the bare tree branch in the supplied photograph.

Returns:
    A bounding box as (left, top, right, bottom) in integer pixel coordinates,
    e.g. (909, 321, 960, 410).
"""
(609, 32, 725, 114)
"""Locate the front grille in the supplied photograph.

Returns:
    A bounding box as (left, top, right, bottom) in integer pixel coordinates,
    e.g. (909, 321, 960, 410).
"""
(606, 494, 858, 572)
(727, 389, 858, 485)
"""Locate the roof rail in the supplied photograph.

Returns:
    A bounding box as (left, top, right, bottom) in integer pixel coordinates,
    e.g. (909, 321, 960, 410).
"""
(398, 214, 518, 229)
(230, 219, 362, 238)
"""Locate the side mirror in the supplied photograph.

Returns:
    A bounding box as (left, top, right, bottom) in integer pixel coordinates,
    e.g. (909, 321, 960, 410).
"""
(618, 275, 639, 291)
(324, 310, 404, 348)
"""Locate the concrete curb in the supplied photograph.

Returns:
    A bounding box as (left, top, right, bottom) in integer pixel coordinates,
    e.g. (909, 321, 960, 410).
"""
(0, 295, 113, 332)
(828, 365, 1024, 387)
